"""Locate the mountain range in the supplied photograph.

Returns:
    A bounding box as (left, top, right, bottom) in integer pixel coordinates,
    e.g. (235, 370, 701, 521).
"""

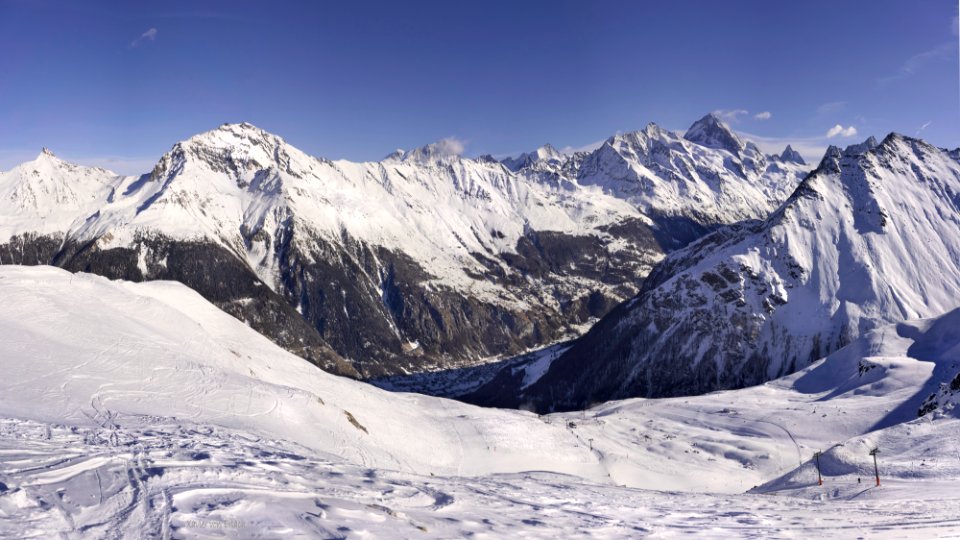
(0, 113, 809, 378)
(468, 133, 960, 411)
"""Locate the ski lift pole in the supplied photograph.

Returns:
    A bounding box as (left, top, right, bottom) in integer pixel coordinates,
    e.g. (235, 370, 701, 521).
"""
(814, 451, 823, 486)
(869, 448, 880, 486)
(814, 451, 823, 485)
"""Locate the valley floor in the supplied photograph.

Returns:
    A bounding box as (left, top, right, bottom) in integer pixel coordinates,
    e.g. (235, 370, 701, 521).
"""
(2, 415, 959, 539)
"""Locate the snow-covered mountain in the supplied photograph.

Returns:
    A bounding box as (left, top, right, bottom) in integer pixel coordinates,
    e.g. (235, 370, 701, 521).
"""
(779, 144, 806, 165)
(0, 116, 808, 379)
(2, 264, 958, 537)
(573, 115, 806, 247)
(0, 149, 120, 242)
(493, 133, 960, 411)
(500, 143, 566, 171)
(683, 112, 748, 153)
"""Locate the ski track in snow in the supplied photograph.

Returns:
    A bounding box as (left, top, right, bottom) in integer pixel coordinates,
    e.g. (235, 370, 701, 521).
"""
(2, 417, 960, 540)
(2, 267, 960, 538)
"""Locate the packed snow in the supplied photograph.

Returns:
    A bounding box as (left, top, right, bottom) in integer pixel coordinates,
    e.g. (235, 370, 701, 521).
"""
(1, 265, 959, 537)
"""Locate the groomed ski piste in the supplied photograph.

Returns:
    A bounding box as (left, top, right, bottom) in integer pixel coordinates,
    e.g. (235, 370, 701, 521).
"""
(1, 265, 959, 538)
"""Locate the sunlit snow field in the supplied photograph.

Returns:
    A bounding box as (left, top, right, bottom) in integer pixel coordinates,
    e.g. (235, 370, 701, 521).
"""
(1, 266, 959, 538)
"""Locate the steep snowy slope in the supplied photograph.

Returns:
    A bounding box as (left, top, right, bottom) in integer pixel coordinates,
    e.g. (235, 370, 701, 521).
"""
(2, 265, 959, 537)
(0, 265, 602, 478)
(503, 133, 960, 411)
(0, 115, 807, 381)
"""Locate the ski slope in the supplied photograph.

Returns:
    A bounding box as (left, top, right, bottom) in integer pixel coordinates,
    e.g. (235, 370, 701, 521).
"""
(1, 265, 959, 537)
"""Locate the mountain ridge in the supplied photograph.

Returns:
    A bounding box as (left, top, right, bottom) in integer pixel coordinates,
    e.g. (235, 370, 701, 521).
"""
(0, 116, 809, 379)
(467, 132, 960, 411)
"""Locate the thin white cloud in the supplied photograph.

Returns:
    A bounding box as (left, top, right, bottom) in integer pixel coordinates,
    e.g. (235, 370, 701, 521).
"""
(130, 27, 158, 47)
(916, 121, 932, 135)
(878, 41, 956, 85)
(816, 101, 846, 116)
(434, 136, 465, 156)
(826, 124, 858, 138)
(753, 111, 772, 120)
(558, 138, 606, 155)
(68, 155, 160, 176)
(735, 130, 828, 164)
(0, 149, 159, 176)
(713, 109, 749, 123)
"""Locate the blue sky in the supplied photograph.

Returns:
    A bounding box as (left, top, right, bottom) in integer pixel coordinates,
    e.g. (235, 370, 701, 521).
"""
(1, 0, 957, 173)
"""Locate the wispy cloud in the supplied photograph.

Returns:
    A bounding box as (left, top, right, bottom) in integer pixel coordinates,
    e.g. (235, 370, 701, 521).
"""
(878, 42, 956, 86)
(493, 137, 607, 160)
(735, 131, 828, 164)
(713, 109, 772, 122)
(713, 109, 749, 123)
(434, 136, 465, 156)
(877, 13, 959, 85)
(558, 139, 606, 155)
(826, 124, 858, 138)
(736, 127, 876, 164)
(816, 101, 846, 116)
(70, 155, 160, 175)
(916, 121, 932, 135)
(130, 27, 158, 48)
(0, 149, 159, 176)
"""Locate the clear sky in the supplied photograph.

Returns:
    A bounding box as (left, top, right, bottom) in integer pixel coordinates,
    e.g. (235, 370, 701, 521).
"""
(1, 0, 958, 173)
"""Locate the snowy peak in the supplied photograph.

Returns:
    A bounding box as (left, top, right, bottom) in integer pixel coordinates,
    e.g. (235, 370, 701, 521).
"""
(146, 122, 315, 185)
(603, 123, 675, 150)
(382, 148, 406, 161)
(843, 135, 879, 157)
(0, 150, 120, 242)
(572, 118, 808, 228)
(400, 138, 465, 164)
(185, 122, 291, 162)
(779, 145, 805, 165)
(26, 147, 74, 171)
(593, 123, 680, 161)
(534, 143, 563, 160)
(501, 143, 566, 171)
(683, 113, 745, 154)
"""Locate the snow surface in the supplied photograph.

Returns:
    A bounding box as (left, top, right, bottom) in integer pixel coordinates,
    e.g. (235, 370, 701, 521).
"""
(1, 265, 959, 537)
